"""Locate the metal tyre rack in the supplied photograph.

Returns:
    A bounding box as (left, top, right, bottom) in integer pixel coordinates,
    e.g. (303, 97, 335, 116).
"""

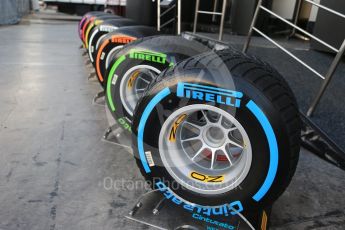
(242, 0, 345, 170)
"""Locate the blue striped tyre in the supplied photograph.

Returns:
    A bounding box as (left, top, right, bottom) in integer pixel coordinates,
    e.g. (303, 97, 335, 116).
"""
(131, 48, 301, 212)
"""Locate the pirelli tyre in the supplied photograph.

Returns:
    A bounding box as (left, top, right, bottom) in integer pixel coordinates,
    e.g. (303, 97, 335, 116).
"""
(78, 11, 110, 40)
(80, 13, 121, 43)
(82, 15, 121, 48)
(131, 48, 301, 211)
(105, 36, 210, 132)
(87, 19, 138, 65)
(95, 26, 159, 88)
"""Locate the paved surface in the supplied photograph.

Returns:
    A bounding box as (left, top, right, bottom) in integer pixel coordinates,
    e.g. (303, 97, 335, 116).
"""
(0, 19, 344, 230)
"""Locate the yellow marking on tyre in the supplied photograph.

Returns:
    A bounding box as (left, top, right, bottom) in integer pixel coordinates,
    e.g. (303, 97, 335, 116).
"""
(127, 70, 141, 89)
(190, 171, 224, 183)
(169, 114, 187, 142)
(261, 210, 268, 230)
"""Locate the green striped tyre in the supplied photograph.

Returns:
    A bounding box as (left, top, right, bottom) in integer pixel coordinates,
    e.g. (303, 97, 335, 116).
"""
(105, 36, 210, 133)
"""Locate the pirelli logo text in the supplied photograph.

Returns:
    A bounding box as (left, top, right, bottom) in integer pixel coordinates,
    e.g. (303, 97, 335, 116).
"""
(129, 50, 167, 64)
(176, 83, 243, 108)
(100, 25, 118, 32)
(111, 36, 136, 44)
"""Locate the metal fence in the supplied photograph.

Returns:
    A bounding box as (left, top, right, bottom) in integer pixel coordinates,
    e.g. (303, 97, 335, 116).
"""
(243, 0, 345, 117)
(0, 0, 31, 25)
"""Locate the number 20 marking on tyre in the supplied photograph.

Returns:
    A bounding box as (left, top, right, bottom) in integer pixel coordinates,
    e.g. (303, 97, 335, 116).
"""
(190, 172, 224, 183)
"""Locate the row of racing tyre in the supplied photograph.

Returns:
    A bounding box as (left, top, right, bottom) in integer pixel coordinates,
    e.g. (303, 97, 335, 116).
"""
(79, 12, 301, 215)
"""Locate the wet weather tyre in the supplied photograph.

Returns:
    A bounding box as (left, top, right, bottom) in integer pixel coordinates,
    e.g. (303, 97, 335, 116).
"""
(131, 48, 301, 210)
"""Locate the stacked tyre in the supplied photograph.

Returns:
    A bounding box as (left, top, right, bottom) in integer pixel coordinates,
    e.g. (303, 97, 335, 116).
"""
(79, 12, 301, 215)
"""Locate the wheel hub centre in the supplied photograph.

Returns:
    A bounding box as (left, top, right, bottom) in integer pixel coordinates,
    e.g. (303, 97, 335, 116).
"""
(203, 126, 225, 148)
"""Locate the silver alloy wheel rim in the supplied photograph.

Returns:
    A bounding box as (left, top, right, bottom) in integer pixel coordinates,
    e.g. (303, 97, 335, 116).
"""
(159, 104, 252, 195)
(105, 45, 124, 68)
(119, 65, 161, 117)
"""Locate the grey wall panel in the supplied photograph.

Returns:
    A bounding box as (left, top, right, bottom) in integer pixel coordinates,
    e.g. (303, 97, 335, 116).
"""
(0, 0, 30, 25)
(0, 0, 19, 25)
(311, 0, 345, 53)
(16, 0, 31, 17)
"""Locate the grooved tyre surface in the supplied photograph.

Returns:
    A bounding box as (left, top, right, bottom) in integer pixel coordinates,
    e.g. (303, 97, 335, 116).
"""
(95, 26, 159, 87)
(131, 48, 301, 211)
(105, 36, 210, 133)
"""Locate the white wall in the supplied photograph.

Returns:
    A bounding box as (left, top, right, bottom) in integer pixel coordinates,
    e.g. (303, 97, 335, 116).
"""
(272, 0, 296, 20)
(309, 0, 320, 22)
(271, 0, 320, 22)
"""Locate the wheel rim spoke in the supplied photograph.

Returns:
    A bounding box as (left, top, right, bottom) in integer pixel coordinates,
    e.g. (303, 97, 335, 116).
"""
(228, 126, 238, 132)
(221, 146, 233, 166)
(201, 110, 210, 123)
(227, 139, 243, 149)
(183, 121, 203, 131)
(181, 135, 200, 143)
(217, 115, 223, 125)
(191, 145, 205, 161)
(138, 77, 150, 85)
(210, 150, 216, 169)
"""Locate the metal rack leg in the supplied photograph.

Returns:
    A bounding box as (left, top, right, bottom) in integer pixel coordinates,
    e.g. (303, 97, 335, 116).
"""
(212, 0, 219, 22)
(290, 0, 302, 37)
(177, 0, 181, 35)
(307, 40, 345, 117)
(219, 0, 227, 41)
(157, 0, 161, 31)
(193, 0, 200, 34)
(152, 197, 166, 215)
(243, 0, 263, 53)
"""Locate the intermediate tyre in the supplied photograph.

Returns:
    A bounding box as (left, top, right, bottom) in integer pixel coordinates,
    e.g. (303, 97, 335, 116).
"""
(105, 36, 210, 132)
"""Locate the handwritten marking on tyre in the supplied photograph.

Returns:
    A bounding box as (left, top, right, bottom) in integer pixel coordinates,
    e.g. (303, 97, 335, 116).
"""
(261, 211, 268, 230)
(169, 114, 187, 142)
(127, 70, 140, 89)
